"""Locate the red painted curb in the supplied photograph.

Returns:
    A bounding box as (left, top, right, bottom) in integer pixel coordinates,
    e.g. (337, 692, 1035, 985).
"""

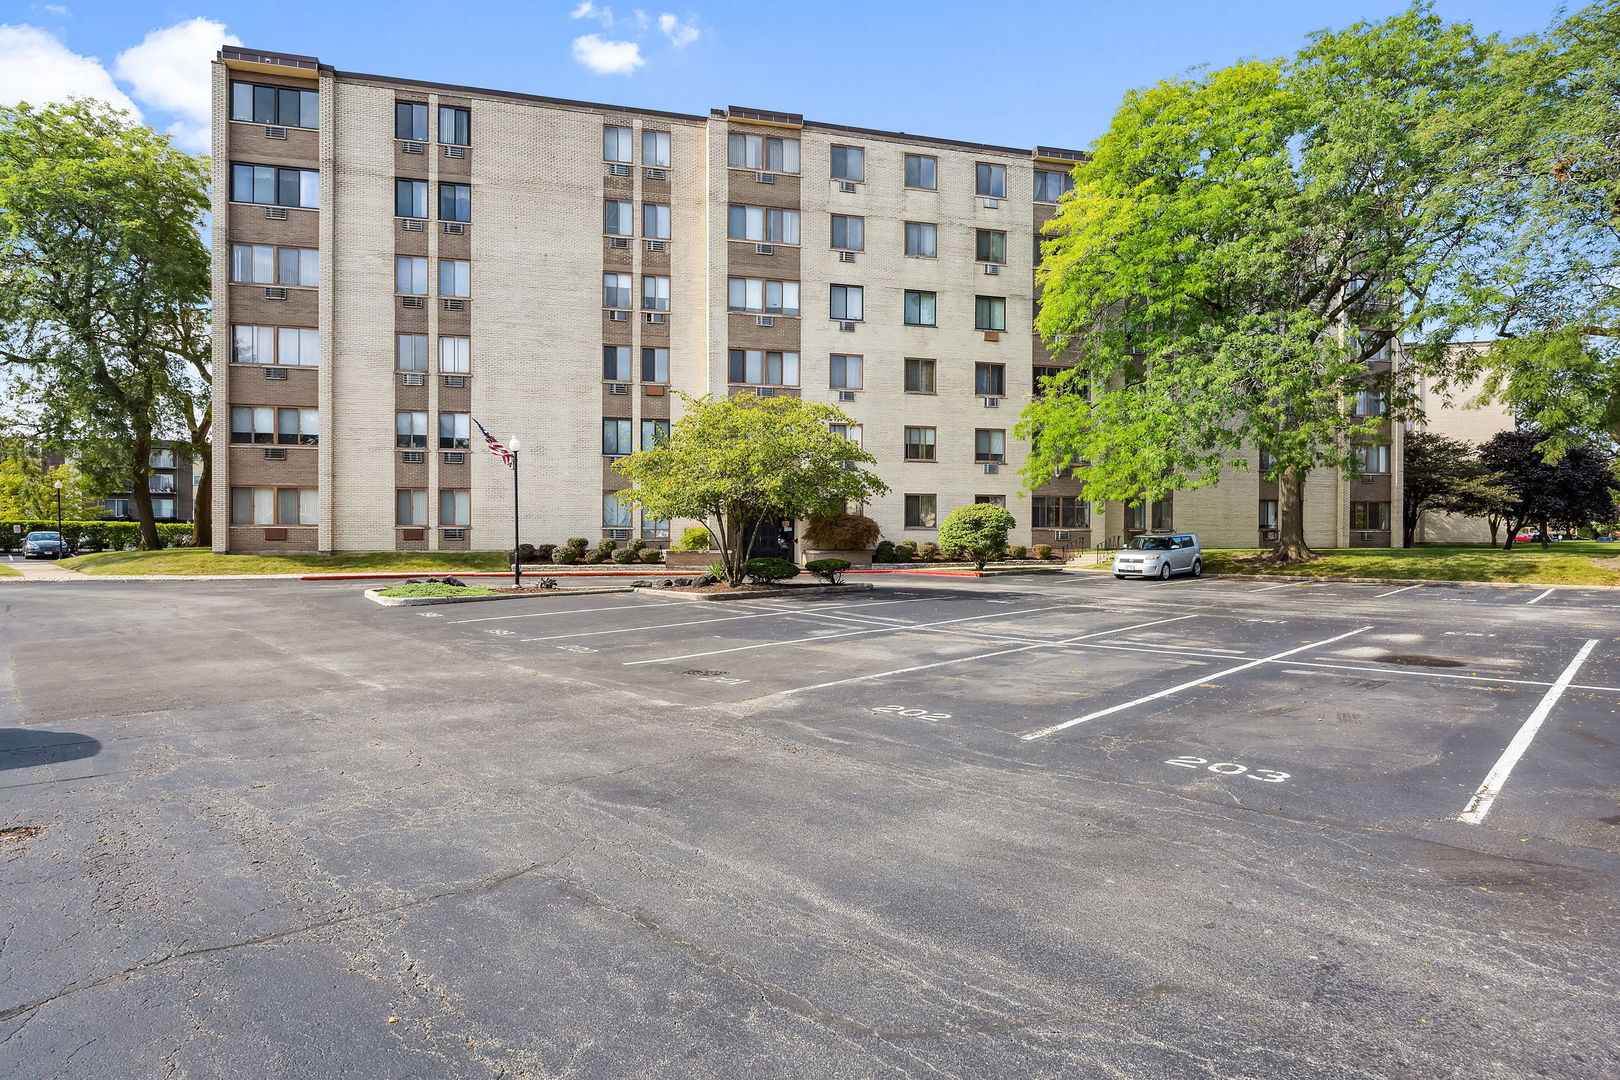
(302, 567, 989, 581)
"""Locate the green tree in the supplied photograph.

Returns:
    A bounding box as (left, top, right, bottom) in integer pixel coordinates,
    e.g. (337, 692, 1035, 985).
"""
(0, 100, 212, 549)
(0, 446, 105, 520)
(936, 503, 1015, 571)
(1480, 428, 1618, 549)
(1022, 6, 1503, 563)
(1442, 472, 1517, 547)
(1401, 430, 1483, 547)
(612, 394, 888, 586)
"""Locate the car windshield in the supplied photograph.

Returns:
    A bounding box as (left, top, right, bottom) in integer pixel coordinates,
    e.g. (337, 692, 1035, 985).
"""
(28, 532, 61, 541)
(1125, 537, 1172, 551)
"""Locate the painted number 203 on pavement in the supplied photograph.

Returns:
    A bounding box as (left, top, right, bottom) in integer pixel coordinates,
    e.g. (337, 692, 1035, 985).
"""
(1165, 755, 1290, 782)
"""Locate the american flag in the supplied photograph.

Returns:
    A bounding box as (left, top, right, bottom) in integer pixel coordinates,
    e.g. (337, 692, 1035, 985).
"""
(473, 418, 513, 467)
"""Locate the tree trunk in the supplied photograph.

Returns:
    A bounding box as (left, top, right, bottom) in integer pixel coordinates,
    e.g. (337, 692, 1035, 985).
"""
(186, 423, 211, 547)
(1503, 521, 1519, 550)
(1538, 519, 1550, 551)
(1402, 502, 1420, 549)
(1271, 466, 1314, 564)
(1486, 514, 1502, 546)
(128, 425, 160, 550)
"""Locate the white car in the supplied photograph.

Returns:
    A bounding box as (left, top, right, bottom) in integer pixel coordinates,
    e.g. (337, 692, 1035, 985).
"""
(1113, 533, 1202, 580)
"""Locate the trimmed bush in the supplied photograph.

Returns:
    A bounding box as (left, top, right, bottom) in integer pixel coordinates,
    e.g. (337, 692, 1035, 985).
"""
(612, 549, 638, 564)
(554, 548, 579, 564)
(676, 527, 712, 551)
(640, 549, 663, 563)
(805, 558, 851, 584)
(0, 520, 193, 552)
(1008, 545, 1028, 559)
(627, 538, 647, 555)
(895, 539, 919, 562)
(873, 540, 897, 564)
(584, 551, 605, 564)
(595, 538, 618, 561)
(744, 557, 799, 583)
(1032, 544, 1053, 560)
(516, 543, 537, 563)
(938, 504, 1017, 570)
(918, 541, 940, 561)
(563, 537, 589, 556)
(534, 543, 557, 563)
(803, 513, 880, 551)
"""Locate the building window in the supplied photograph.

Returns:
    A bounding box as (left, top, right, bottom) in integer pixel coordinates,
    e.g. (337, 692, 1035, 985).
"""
(1031, 496, 1088, 528)
(1356, 390, 1387, 415)
(395, 178, 428, 218)
(1152, 496, 1175, 531)
(726, 277, 799, 315)
(830, 214, 864, 251)
(728, 133, 799, 172)
(396, 334, 428, 372)
(642, 516, 670, 539)
(976, 163, 1006, 198)
(396, 489, 427, 527)
(438, 183, 471, 222)
(830, 284, 863, 321)
(603, 273, 631, 309)
(829, 354, 863, 389)
(904, 357, 936, 394)
(1033, 365, 1065, 397)
(232, 326, 318, 367)
(232, 487, 318, 526)
(904, 426, 937, 461)
(395, 411, 427, 448)
(1351, 501, 1391, 530)
(230, 244, 317, 287)
(904, 493, 937, 528)
(642, 129, 671, 167)
(831, 145, 864, 182)
(604, 125, 633, 163)
(395, 101, 428, 141)
(603, 492, 632, 528)
(641, 419, 670, 448)
(903, 290, 937, 326)
(439, 489, 470, 527)
(728, 205, 799, 243)
(151, 449, 178, 470)
(828, 422, 863, 445)
(976, 230, 1007, 264)
(1034, 169, 1074, 203)
(904, 222, 937, 258)
(1259, 500, 1278, 528)
(975, 295, 1007, 331)
(439, 337, 470, 374)
(1354, 444, 1391, 474)
(641, 275, 670, 311)
(975, 494, 1007, 507)
(975, 429, 1006, 462)
(438, 412, 470, 450)
(604, 199, 632, 235)
(276, 407, 319, 446)
(1259, 449, 1280, 472)
(641, 347, 669, 383)
(603, 345, 631, 381)
(643, 203, 671, 239)
(975, 362, 1006, 397)
(396, 256, 428, 295)
(231, 164, 318, 209)
(603, 418, 633, 456)
(438, 259, 470, 298)
(149, 472, 176, 493)
(151, 497, 176, 520)
(727, 349, 800, 386)
(231, 82, 319, 128)
(438, 105, 470, 146)
(905, 153, 937, 190)
(104, 497, 132, 518)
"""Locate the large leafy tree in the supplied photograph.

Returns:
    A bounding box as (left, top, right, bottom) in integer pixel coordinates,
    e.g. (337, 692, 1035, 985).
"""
(1480, 428, 1618, 549)
(1022, 6, 1505, 562)
(613, 394, 888, 586)
(1401, 430, 1485, 547)
(0, 100, 212, 549)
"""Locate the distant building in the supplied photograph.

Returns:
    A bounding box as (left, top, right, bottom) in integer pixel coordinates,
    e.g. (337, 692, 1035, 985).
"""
(1412, 342, 1516, 544)
(53, 441, 196, 523)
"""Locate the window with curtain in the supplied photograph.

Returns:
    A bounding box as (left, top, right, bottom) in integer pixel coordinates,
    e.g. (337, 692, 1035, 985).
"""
(231, 164, 319, 208)
(437, 412, 470, 449)
(975, 295, 1007, 331)
(641, 347, 669, 383)
(603, 273, 631, 308)
(643, 203, 671, 239)
(904, 222, 937, 257)
(602, 418, 633, 455)
(904, 427, 937, 461)
(395, 178, 428, 218)
(603, 125, 633, 162)
(904, 358, 936, 393)
(904, 494, 937, 528)
(975, 163, 1006, 198)
(975, 230, 1006, 264)
(904, 291, 937, 326)
(905, 154, 937, 189)
(395, 412, 427, 448)
(975, 429, 1006, 462)
(232, 82, 320, 128)
(1034, 169, 1074, 202)
(396, 335, 427, 372)
(603, 345, 631, 381)
(831, 145, 864, 181)
(396, 489, 427, 526)
(277, 408, 319, 446)
(641, 275, 670, 311)
(438, 259, 470, 297)
(728, 133, 799, 172)
(438, 183, 470, 222)
(439, 337, 470, 373)
(395, 256, 427, 294)
(830, 284, 863, 320)
(642, 129, 671, 166)
(830, 215, 864, 251)
(394, 102, 427, 140)
(438, 105, 470, 146)
(727, 349, 799, 386)
(439, 489, 470, 527)
(975, 363, 1006, 397)
(829, 354, 863, 389)
(641, 419, 670, 448)
(603, 493, 632, 527)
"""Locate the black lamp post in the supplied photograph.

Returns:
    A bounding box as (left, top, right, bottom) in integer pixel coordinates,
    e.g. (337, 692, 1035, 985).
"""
(53, 479, 62, 533)
(508, 437, 522, 589)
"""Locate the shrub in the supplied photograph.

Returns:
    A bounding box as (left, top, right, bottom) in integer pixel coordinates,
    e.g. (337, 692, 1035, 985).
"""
(937, 504, 1017, 570)
(803, 513, 881, 551)
(516, 543, 537, 563)
(627, 538, 647, 555)
(745, 557, 799, 583)
(1032, 544, 1053, 560)
(918, 541, 940, 561)
(595, 538, 618, 561)
(707, 560, 729, 580)
(873, 540, 897, 564)
(1, 519, 194, 552)
(612, 549, 638, 564)
(895, 539, 919, 562)
(676, 527, 712, 551)
(534, 543, 557, 563)
(640, 548, 664, 563)
(553, 548, 579, 564)
(584, 551, 605, 564)
(564, 537, 589, 555)
(805, 558, 851, 584)
(1008, 545, 1028, 559)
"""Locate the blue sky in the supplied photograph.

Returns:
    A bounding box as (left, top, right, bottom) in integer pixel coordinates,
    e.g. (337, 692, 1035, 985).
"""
(0, 0, 1568, 152)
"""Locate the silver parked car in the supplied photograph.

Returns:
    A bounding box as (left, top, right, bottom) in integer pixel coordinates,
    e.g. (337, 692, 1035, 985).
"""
(1113, 533, 1202, 580)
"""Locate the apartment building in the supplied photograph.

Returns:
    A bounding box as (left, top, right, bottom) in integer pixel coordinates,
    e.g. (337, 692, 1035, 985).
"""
(211, 47, 1402, 556)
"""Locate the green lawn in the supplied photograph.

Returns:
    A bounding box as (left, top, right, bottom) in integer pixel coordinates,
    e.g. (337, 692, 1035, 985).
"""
(0, 563, 18, 577)
(60, 550, 512, 576)
(1201, 542, 1620, 585)
(377, 582, 498, 598)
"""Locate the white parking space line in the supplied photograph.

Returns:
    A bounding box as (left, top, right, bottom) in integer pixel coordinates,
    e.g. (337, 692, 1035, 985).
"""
(1458, 639, 1599, 824)
(1525, 588, 1556, 605)
(1020, 626, 1374, 741)
(515, 595, 939, 643)
(1375, 584, 1423, 599)
(449, 602, 644, 624)
(1249, 581, 1307, 592)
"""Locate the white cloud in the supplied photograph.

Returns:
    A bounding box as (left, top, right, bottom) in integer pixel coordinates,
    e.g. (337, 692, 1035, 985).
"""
(42, 5, 70, 15)
(0, 24, 139, 114)
(571, 33, 643, 75)
(632, 8, 650, 29)
(114, 18, 239, 151)
(658, 13, 699, 46)
(570, 1, 614, 25)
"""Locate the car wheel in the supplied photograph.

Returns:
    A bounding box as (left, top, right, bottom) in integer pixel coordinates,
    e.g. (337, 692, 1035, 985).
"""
(1114, 573, 1125, 580)
(1158, 563, 1172, 581)
(1192, 558, 1202, 578)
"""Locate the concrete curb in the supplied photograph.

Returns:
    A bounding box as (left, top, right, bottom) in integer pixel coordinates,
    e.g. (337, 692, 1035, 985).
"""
(632, 582, 875, 601)
(1063, 566, 1609, 590)
(363, 585, 633, 607)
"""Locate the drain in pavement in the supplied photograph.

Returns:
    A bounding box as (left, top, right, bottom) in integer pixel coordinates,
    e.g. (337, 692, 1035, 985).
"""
(684, 669, 730, 677)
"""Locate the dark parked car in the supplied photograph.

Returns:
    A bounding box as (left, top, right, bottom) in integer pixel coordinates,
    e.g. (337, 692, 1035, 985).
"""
(22, 531, 67, 559)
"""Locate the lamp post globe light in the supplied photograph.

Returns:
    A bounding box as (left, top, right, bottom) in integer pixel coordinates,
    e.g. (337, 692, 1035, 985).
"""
(53, 478, 62, 535)
(508, 437, 522, 589)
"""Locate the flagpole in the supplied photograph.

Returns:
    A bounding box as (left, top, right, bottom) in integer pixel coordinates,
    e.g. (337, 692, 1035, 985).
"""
(508, 437, 522, 588)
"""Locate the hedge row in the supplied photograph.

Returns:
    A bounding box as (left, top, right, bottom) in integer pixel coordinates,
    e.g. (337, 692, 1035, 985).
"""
(0, 520, 194, 552)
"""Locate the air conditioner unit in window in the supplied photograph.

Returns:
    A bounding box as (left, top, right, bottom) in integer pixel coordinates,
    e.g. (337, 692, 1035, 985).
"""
(983, 264, 1001, 275)
(756, 171, 775, 184)
(644, 167, 667, 181)
(606, 527, 631, 540)
(645, 312, 666, 323)
(1261, 528, 1278, 542)
(264, 287, 287, 300)
(264, 125, 287, 139)
(442, 452, 465, 464)
(1360, 476, 1376, 484)
(838, 181, 857, 193)
(442, 528, 466, 540)
(645, 240, 667, 252)
(608, 310, 629, 321)
(756, 315, 775, 327)
(443, 145, 465, 159)
(983, 331, 1000, 342)
(983, 396, 1000, 407)
(442, 374, 466, 388)
(402, 219, 425, 231)
(402, 372, 425, 386)
(838, 250, 857, 263)
(401, 141, 424, 154)
(264, 367, 288, 380)
(605, 455, 626, 464)
(837, 390, 856, 402)
(983, 198, 1000, 208)
(402, 451, 425, 464)
(608, 237, 630, 249)
(756, 387, 777, 397)
(608, 163, 630, 177)
(1054, 531, 1070, 541)
(263, 447, 287, 460)
(265, 207, 288, 220)
(443, 299, 465, 311)
(983, 463, 999, 474)
(443, 222, 465, 235)
(755, 243, 775, 256)
(838, 321, 856, 332)
(608, 383, 629, 395)
(402, 296, 424, 308)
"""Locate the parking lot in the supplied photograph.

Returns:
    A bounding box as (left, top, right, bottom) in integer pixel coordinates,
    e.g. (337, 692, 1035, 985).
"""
(3, 572, 1618, 1078)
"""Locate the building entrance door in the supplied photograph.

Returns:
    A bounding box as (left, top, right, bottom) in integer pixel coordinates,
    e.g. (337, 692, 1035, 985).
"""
(746, 515, 795, 560)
